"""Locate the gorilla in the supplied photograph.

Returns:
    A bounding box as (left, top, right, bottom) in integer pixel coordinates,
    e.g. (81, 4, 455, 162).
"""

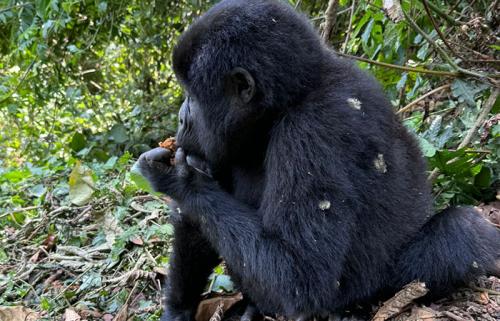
(137, 0, 500, 320)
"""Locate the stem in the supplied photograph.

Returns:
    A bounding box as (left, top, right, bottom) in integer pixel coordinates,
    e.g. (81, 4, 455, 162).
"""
(341, 1, 356, 54)
(336, 52, 460, 77)
(422, 0, 459, 25)
(397, 84, 451, 114)
(422, 0, 463, 60)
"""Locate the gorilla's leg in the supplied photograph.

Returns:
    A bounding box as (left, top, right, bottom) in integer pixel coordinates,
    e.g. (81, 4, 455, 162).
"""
(162, 218, 220, 321)
(395, 207, 500, 299)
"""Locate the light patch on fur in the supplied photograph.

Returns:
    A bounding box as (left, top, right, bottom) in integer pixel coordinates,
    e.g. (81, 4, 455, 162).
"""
(347, 97, 362, 110)
(374, 154, 388, 173)
(319, 200, 331, 211)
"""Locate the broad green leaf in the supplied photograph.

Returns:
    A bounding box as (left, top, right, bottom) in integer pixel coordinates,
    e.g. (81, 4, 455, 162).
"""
(396, 73, 407, 91)
(68, 161, 95, 205)
(130, 161, 159, 195)
(79, 272, 102, 291)
(210, 274, 234, 293)
(69, 132, 87, 152)
(418, 137, 437, 157)
(109, 124, 128, 144)
(450, 80, 487, 107)
(29, 184, 46, 197)
(474, 166, 491, 188)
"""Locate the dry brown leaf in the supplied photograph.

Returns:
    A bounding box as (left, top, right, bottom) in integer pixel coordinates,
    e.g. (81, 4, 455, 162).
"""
(0, 306, 40, 321)
(113, 304, 128, 321)
(195, 292, 243, 321)
(153, 266, 168, 276)
(103, 313, 114, 321)
(130, 236, 144, 246)
(64, 308, 81, 321)
(476, 291, 489, 305)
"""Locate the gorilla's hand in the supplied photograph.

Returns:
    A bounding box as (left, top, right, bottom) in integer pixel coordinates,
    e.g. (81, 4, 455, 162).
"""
(137, 147, 213, 199)
(137, 147, 175, 192)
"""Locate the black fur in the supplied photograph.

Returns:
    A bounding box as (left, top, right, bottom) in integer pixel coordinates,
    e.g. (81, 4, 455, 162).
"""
(137, 0, 500, 320)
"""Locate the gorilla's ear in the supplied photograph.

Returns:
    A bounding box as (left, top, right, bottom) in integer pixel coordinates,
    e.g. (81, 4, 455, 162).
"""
(228, 67, 255, 104)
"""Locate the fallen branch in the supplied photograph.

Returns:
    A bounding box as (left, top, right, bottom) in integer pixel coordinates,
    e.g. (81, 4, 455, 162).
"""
(372, 281, 429, 321)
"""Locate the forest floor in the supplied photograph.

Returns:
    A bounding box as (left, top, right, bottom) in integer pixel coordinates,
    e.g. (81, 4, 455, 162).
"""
(1, 193, 499, 321)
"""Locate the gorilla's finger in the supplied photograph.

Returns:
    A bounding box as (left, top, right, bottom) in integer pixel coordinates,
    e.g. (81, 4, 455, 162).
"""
(174, 148, 186, 166)
(175, 148, 190, 177)
(144, 147, 173, 164)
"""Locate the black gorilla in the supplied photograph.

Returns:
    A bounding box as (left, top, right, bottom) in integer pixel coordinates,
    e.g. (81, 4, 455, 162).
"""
(137, 0, 500, 320)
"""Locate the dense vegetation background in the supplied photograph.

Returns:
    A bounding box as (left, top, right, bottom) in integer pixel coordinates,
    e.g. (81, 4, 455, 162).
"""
(0, 0, 498, 320)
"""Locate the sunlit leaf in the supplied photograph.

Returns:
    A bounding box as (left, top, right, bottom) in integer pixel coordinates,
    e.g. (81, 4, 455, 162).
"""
(68, 161, 95, 205)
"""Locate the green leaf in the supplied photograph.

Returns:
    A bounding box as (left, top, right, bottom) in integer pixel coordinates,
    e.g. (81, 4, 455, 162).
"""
(129, 161, 159, 195)
(396, 73, 408, 91)
(474, 166, 491, 188)
(451, 80, 484, 107)
(42, 20, 55, 38)
(79, 271, 102, 291)
(68, 161, 95, 206)
(0, 248, 8, 263)
(40, 296, 51, 311)
(67, 44, 80, 53)
(418, 137, 437, 157)
(98, 2, 108, 14)
(69, 132, 87, 152)
(210, 274, 234, 293)
(109, 124, 128, 144)
(29, 184, 46, 197)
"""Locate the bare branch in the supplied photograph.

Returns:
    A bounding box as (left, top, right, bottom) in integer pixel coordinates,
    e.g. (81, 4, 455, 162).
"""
(321, 0, 339, 42)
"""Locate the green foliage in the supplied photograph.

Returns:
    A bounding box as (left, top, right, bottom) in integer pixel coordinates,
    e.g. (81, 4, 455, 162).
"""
(0, 0, 498, 318)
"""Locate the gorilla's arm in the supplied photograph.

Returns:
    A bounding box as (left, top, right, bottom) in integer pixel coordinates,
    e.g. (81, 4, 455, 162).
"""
(178, 179, 352, 313)
(177, 136, 353, 314)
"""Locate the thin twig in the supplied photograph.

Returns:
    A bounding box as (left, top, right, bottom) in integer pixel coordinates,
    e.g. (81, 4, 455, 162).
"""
(341, 1, 356, 54)
(422, 0, 463, 60)
(397, 84, 451, 114)
(469, 284, 500, 295)
(401, 7, 487, 80)
(423, 0, 459, 26)
(0, 61, 35, 105)
(336, 52, 460, 77)
(0, 206, 41, 219)
(458, 88, 500, 149)
(0, 3, 31, 13)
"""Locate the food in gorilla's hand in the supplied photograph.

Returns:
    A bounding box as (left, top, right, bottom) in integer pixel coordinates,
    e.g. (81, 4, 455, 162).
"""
(158, 137, 177, 165)
(159, 137, 177, 151)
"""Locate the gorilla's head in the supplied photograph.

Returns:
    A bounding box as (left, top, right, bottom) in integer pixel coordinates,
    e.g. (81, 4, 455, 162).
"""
(172, 0, 324, 168)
